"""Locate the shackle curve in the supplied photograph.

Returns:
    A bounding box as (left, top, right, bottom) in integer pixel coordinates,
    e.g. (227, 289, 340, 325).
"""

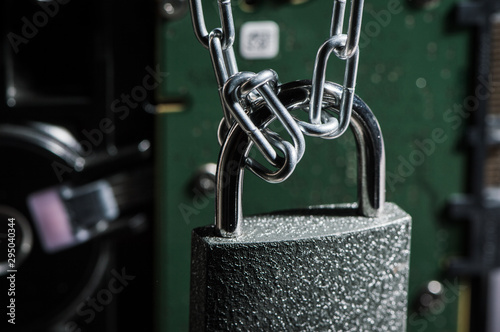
(216, 80, 385, 237)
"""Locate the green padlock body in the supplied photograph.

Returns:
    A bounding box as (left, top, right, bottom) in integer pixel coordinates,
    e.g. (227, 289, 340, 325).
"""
(190, 202, 411, 332)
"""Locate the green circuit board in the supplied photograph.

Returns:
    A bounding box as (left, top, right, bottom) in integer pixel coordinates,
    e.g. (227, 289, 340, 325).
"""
(157, 0, 471, 330)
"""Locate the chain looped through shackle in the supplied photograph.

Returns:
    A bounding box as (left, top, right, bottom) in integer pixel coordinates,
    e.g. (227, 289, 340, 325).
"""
(189, 0, 365, 181)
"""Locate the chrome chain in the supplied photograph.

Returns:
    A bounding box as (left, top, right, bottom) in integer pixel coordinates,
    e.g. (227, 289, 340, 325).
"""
(189, 0, 365, 182)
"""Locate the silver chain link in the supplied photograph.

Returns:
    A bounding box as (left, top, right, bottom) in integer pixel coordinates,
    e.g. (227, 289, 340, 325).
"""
(189, 0, 365, 182)
(308, 0, 364, 139)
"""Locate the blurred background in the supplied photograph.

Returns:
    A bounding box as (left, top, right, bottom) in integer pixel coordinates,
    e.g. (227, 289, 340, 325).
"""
(1, 0, 499, 331)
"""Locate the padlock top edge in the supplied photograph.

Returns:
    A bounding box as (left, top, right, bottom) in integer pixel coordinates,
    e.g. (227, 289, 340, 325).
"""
(194, 202, 411, 245)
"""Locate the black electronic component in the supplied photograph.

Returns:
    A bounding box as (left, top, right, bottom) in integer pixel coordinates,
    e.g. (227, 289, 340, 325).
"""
(449, 2, 500, 331)
(0, 0, 156, 331)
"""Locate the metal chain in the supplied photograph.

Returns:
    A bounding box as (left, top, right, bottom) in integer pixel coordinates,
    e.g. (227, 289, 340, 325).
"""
(308, 0, 364, 139)
(188, 0, 365, 181)
(189, 0, 304, 182)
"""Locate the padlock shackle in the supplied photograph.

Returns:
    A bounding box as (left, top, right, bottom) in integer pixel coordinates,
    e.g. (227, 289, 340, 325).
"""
(216, 80, 385, 237)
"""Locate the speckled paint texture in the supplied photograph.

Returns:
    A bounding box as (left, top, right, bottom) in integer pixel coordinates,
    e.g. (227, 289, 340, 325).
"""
(190, 203, 411, 331)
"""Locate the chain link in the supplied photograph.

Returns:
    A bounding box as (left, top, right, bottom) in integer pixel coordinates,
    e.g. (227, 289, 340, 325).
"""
(309, 0, 364, 139)
(208, 28, 237, 127)
(189, 0, 235, 49)
(189, 0, 365, 181)
(222, 71, 283, 168)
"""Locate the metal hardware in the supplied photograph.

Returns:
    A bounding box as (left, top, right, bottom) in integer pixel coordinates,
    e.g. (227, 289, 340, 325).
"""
(217, 80, 384, 236)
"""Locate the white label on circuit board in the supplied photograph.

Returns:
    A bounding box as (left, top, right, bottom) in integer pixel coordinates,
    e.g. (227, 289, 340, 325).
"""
(240, 21, 279, 60)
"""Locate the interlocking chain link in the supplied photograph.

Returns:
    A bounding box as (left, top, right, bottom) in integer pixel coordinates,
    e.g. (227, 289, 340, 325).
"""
(309, 0, 364, 139)
(190, 0, 234, 49)
(188, 0, 365, 182)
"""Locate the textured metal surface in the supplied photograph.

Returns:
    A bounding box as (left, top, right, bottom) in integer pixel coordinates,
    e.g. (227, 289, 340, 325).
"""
(190, 202, 411, 331)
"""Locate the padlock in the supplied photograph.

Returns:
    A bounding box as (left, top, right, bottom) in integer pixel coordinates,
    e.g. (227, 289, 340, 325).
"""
(189, 81, 412, 331)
